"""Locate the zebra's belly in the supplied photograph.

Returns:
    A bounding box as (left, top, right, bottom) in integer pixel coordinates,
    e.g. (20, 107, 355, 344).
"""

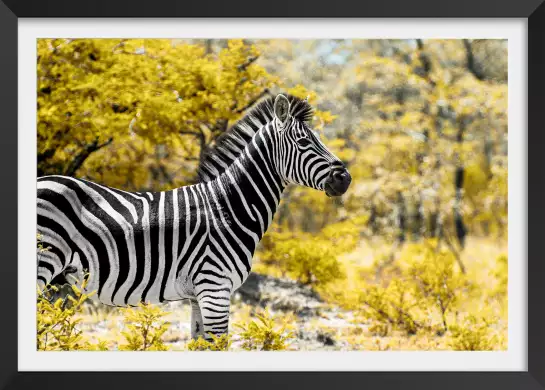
(65, 248, 185, 307)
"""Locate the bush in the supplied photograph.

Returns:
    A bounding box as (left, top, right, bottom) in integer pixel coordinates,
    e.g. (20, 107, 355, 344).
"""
(448, 315, 496, 351)
(283, 238, 344, 286)
(234, 310, 294, 351)
(490, 254, 508, 298)
(37, 278, 107, 351)
(37, 233, 50, 253)
(319, 216, 368, 253)
(360, 241, 470, 335)
(405, 241, 470, 332)
(360, 279, 421, 335)
(258, 227, 346, 287)
(119, 303, 171, 351)
(186, 334, 232, 351)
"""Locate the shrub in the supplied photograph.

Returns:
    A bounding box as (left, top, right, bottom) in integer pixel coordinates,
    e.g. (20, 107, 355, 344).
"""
(233, 310, 294, 351)
(319, 216, 368, 253)
(37, 233, 50, 253)
(255, 218, 371, 288)
(283, 238, 344, 286)
(490, 254, 508, 298)
(448, 315, 496, 351)
(186, 334, 232, 351)
(119, 303, 170, 351)
(360, 279, 422, 335)
(368, 321, 390, 337)
(360, 241, 470, 335)
(405, 242, 470, 332)
(258, 229, 345, 287)
(37, 277, 107, 351)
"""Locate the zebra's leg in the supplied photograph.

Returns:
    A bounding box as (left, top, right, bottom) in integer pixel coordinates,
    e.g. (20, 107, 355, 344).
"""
(190, 299, 204, 340)
(195, 287, 232, 341)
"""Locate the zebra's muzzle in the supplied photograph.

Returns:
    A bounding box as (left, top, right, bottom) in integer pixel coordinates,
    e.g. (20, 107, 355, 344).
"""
(325, 168, 351, 197)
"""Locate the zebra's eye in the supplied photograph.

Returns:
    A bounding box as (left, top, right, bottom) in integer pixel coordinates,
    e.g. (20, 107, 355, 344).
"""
(297, 138, 312, 147)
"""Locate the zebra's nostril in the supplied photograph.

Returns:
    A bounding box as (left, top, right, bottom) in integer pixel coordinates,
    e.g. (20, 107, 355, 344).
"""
(332, 170, 348, 182)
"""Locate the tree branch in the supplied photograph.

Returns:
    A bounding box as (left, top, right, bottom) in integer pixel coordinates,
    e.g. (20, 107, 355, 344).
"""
(63, 137, 113, 177)
(37, 148, 57, 164)
(237, 56, 259, 71)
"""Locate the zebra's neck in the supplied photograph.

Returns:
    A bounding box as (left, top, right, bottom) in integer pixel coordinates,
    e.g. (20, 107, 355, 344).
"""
(208, 123, 286, 244)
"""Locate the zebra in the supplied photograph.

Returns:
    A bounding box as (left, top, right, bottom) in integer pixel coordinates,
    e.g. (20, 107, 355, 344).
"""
(37, 94, 352, 340)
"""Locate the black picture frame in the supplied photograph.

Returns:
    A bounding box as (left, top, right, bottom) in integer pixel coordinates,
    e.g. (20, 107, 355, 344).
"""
(0, 1, 540, 389)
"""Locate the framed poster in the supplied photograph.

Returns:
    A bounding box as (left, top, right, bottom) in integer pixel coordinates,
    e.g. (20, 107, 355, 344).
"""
(0, 0, 542, 389)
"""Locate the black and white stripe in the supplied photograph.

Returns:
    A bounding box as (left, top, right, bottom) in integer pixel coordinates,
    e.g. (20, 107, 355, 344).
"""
(37, 94, 351, 340)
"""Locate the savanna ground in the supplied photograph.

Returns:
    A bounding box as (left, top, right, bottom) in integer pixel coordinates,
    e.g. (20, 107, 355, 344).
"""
(37, 38, 508, 351)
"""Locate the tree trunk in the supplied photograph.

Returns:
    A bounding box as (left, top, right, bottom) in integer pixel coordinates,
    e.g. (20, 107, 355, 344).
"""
(396, 191, 407, 244)
(453, 119, 468, 249)
(463, 39, 485, 81)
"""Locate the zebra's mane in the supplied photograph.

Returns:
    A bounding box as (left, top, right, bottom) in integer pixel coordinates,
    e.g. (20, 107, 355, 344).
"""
(197, 94, 314, 182)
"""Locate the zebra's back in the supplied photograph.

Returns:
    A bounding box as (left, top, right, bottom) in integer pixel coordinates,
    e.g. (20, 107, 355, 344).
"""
(36, 175, 208, 307)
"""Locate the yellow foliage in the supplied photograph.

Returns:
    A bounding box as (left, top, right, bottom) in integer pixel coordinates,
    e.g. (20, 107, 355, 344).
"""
(319, 216, 368, 253)
(233, 310, 294, 351)
(490, 254, 508, 298)
(37, 276, 108, 351)
(183, 310, 293, 351)
(404, 242, 471, 332)
(37, 38, 276, 189)
(257, 225, 348, 286)
(448, 315, 498, 351)
(357, 241, 473, 335)
(186, 334, 232, 351)
(349, 40, 508, 242)
(118, 302, 170, 351)
(37, 233, 51, 253)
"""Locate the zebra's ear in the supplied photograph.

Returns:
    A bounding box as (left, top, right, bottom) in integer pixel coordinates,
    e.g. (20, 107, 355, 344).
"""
(273, 94, 291, 128)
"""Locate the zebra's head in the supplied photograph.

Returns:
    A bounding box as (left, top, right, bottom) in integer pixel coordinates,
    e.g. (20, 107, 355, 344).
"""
(273, 94, 352, 197)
